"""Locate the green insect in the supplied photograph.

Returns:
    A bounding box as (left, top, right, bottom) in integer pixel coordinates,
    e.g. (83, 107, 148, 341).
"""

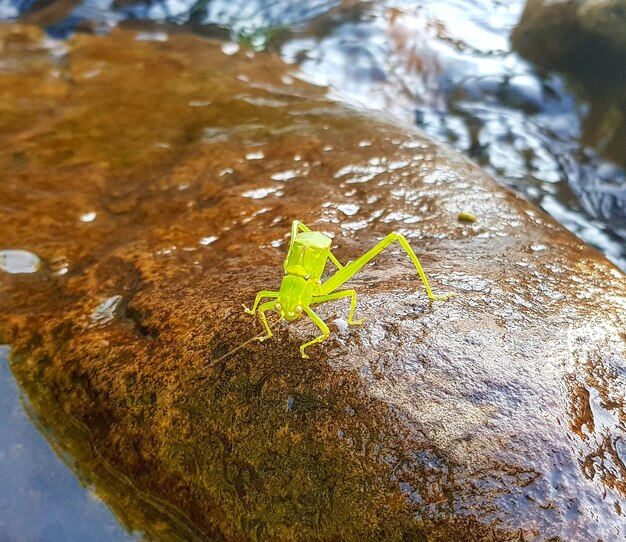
(244, 220, 453, 358)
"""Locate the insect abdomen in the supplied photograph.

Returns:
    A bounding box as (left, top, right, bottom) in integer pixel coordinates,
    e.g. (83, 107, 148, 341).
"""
(284, 231, 331, 281)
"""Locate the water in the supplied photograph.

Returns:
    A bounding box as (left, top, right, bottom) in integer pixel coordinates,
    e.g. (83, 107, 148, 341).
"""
(0, 346, 138, 542)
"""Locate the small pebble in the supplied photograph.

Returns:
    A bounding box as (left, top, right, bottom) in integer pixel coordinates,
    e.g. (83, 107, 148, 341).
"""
(458, 212, 477, 223)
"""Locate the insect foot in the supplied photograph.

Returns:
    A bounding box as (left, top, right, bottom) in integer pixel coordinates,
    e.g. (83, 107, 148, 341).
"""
(242, 304, 254, 315)
(431, 293, 456, 301)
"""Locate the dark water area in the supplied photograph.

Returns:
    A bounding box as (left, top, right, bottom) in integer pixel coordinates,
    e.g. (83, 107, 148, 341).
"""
(0, 346, 138, 541)
(1, 0, 624, 269)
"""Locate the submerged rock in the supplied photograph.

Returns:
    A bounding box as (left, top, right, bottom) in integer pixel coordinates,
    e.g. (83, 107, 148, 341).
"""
(512, 1, 626, 239)
(512, 0, 626, 67)
(0, 24, 625, 541)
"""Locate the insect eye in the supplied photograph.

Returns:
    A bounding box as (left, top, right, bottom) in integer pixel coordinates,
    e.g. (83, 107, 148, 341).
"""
(276, 303, 282, 310)
(296, 305, 302, 312)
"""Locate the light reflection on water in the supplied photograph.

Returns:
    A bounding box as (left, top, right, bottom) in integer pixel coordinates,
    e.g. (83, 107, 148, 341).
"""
(0, 346, 138, 542)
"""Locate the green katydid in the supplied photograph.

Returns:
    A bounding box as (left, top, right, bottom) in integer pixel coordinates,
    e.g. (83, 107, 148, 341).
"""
(244, 220, 454, 358)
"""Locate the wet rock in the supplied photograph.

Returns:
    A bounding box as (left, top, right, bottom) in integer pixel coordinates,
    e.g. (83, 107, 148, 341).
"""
(512, 0, 626, 68)
(0, 24, 625, 541)
(580, 0, 626, 50)
(512, 0, 585, 68)
(6, 0, 626, 271)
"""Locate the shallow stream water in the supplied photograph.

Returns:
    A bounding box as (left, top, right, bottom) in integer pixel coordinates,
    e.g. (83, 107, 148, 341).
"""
(0, 347, 138, 541)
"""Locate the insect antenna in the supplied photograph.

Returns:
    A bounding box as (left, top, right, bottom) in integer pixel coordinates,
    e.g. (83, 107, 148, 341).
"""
(210, 318, 279, 365)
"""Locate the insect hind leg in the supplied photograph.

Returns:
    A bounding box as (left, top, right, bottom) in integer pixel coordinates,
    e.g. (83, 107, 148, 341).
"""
(319, 231, 453, 300)
(392, 233, 452, 300)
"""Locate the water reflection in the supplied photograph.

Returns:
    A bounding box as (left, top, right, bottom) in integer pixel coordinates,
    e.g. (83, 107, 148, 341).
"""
(0, 250, 41, 274)
(0, 346, 138, 542)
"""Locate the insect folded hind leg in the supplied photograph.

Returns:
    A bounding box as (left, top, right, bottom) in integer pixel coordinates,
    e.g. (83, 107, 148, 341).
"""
(319, 231, 454, 300)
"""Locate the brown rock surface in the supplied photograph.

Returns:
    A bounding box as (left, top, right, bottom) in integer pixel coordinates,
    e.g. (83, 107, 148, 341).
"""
(0, 23, 625, 541)
(512, 0, 586, 69)
(512, 0, 626, 67)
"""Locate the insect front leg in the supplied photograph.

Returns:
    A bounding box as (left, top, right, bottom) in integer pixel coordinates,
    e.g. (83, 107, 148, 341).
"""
(255, 300, 276, 342)
(312, 290, 363, 325)
(243, 290, 279, 315)
(300, 305, 330, 359)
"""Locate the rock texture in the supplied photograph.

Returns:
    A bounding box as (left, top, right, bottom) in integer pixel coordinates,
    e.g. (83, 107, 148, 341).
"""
(579, 0, 626, 50)
(0, 24, 625, 541)
(512, 0, 626, 67)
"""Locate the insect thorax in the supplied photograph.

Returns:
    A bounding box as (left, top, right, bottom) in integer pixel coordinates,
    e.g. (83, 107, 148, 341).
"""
(277, 274, 313, 316)
(283, 231, 331, 282)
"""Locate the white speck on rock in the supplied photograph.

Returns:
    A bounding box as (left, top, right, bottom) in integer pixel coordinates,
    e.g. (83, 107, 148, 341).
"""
(221, 42, 240, 56)
(333, 318, 349, 335)
(135, 31, 168, 42)
(270, 170, 298, 181)
(242, 186, 280, 199)
(80, 211, 97, 222)
(0, 250, 41, 274)
(337, 203, 360, 216)
(200, 236, 218, 246)
(91, 295, 122, 324)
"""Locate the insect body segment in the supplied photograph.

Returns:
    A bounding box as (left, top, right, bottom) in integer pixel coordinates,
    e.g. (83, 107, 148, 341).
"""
(244, 220, 453, 358)
(284, 230, 333, 280)
(276, 275, 311, 321)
